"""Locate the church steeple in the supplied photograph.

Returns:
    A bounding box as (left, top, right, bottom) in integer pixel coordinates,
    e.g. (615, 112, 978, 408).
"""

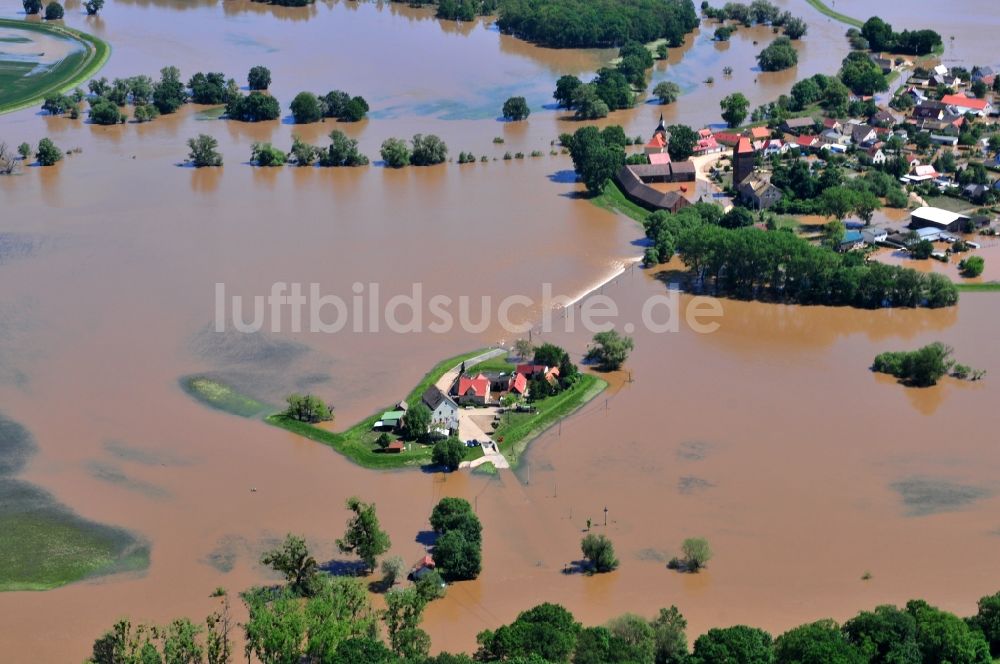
(655, 113, 666, 135)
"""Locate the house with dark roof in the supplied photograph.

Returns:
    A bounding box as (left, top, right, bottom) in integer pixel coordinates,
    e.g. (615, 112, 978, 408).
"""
(851, 124, 878, 147)
(422, 386, 459, 433)
(615, 164, 693, 213)
(782, 117, 816, 134)
(738, 172, 782, 210)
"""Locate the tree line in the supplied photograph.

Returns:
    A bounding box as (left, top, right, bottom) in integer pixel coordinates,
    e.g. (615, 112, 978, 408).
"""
(640, 203, 958, 309)
(496, 0, 699, 49)
(84, 571, 1000, 663)
(701, 0, 808, 40)
(552, 40, 657, 120)
(859, 16, 942, 56)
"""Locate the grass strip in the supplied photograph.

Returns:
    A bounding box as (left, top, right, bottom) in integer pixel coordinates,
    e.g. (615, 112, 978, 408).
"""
(0, 19, 111, 115)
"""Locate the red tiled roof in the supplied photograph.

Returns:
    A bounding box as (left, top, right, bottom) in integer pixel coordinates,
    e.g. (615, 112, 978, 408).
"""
(749, 126, 770, 139)
(509, 373, 528, 394)
(645, 134, 666, 148)
(712, 131, 741, 146)
(516, 363, 547, 376)
(649, 152, 671, 165)
(795, 135, 816, 147)
(387, 441, 405, 451)
(457, 374, 490, 398)
(941, 94, 988, 110)
(736, 137, 753, 154)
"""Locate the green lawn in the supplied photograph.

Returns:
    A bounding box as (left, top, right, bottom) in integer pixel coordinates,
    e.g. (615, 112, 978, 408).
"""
(922, 195, 977, 214)
(0, 19, 111, 115)
(1, 415, 148, 592)
(490, 373, 607, 467)
(264, 349, 496, 470)
(180, 376, 270, 418)
(0, 485, 149, 591)
(591, 180, 651, 224)
(955, 282, 1000, 292)
(802, 0, 863, 28)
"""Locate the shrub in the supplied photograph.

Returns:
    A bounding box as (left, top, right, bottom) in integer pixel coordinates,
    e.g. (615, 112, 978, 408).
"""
(35, 138, 63, 166)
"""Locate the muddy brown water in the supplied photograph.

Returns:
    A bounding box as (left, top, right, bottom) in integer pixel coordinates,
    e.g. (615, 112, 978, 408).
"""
(2, 1, 999, 661)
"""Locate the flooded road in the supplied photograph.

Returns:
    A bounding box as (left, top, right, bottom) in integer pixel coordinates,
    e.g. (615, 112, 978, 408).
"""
(1, 0, 999, 660)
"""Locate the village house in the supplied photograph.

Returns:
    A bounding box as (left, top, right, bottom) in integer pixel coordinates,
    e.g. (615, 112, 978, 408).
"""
(738, 172, 782, 210)
(972, 66, 997, 86)
(909, 206, 970, 233)
(823, 118, 844, 133)
(422, 385, 459, 433)
(749, 126, 771, 141)
(862, 227, 889, 245)
(851, 124, 878, 147)
(837, 230, 865, 252)
(865, 146, 887, 164)
(869, 109, 895, 127)
(794, 135, 819, 151)
(693, 128, 723, 156)
(456, 373, 491, 405)
(781, 117, 816, 135)
(940, 94, 993, 117)
(733, 137, 755, 185)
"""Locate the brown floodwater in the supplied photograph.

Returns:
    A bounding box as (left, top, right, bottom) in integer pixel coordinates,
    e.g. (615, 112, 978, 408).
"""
(2, 1, 999, 661)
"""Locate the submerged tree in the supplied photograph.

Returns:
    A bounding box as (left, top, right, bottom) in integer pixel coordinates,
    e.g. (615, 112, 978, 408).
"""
(336, 496, 391, 574)
(261, 534, 321, 597)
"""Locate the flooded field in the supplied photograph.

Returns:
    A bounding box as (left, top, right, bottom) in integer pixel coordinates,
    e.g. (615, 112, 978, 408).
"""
(2, 0, 999, 660)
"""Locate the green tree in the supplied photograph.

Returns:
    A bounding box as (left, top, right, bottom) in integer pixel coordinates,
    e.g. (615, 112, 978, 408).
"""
(692, 625, 774, 664)
(290, 135, 319, 166)
(380, 137, 411, 168)
(432, 436, 466, 471)
(861, 16, 894, 51)
(554, 75, 583, 108)
(248, 66, 271, 91)
(261, 534, 321, 597)
(720, 93, 750, 128)
(328, 637, 395, 664)
(383, 588, 430, 660)
(283, 394, 332, 423)
(84, 0, 104, 15)
(226, 91, 281, 122)
(378, 555, 404, 590)
(584, 330, 634, 371)
(35, 138, 63, 166)
(162, 618, 203, 664)
(906, 599, 991, 664)
(757, 36, 798, 72)
(666, 124, 698, 161)
(44, 1, 63, 20)
(774, 619, 863, 664)
(720, 207, 754, 229)
(336, 496, 391, 573)
(188, 72, 231, 105)
(23, 0, 43, 15)
(959, 256, 985, 278)
(433, 529, 482, 580)
(339, 96, 369, 122)
(411, 134, 448, 166)
(88, 99, 123, 125)
(153, 66, 188, 114)
(872, 342, 955, 387)
(502, 96, 531, 121)
(430, 497, 479, 537)
(580, 533, 618, 573)
(288, 91, 320, 124)
(572, 84, 610, 119)
(414, 568, 447, 601)
(651, 606, 688, 664)
(242, 588, 306, 664)
(566, 125, 625, 194)
(17, 142, 32, 160)
(972, 591, 1000, 657)
(652, 81, 681, 105)
(322, 130, 369, 167)
(402, 402, 431, 440)
(842, 604, 921, 664)
(251, 142, 287, 167)
(681, 537, 712, 571)
(476, 603, 581, 663)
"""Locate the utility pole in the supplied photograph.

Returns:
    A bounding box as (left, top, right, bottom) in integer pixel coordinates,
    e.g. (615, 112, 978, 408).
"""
(604, 506, 608, 527)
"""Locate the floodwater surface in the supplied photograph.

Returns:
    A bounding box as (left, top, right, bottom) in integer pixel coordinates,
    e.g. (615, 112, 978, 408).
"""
(1, 0, 999, 661)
